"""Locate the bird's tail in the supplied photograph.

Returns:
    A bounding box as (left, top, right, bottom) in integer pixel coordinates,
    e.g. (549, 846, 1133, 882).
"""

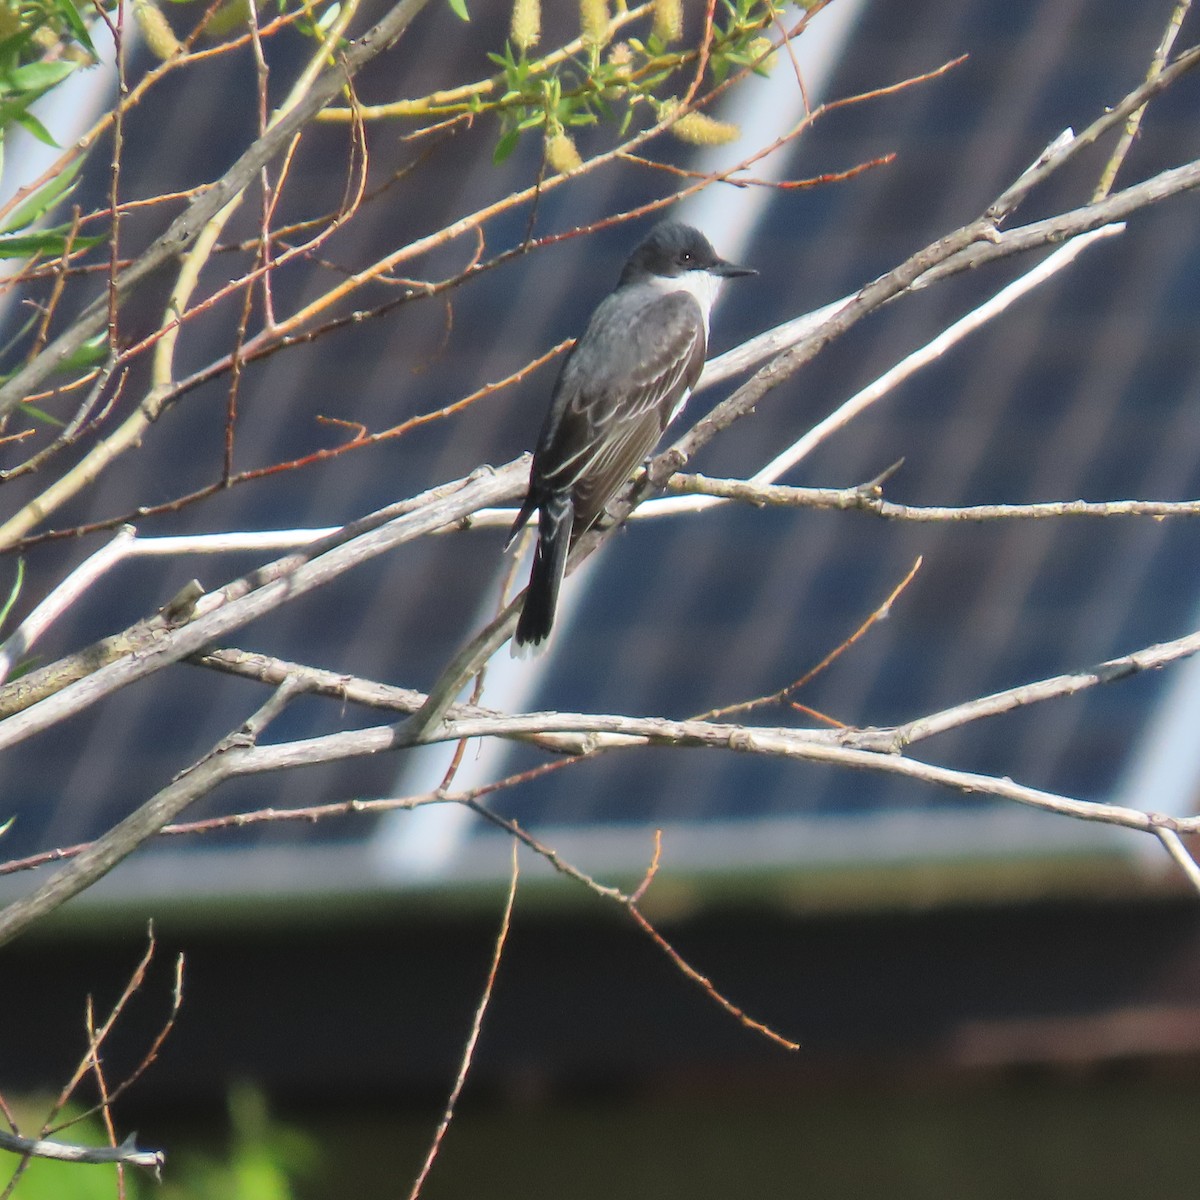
(513, 493, 574, 656)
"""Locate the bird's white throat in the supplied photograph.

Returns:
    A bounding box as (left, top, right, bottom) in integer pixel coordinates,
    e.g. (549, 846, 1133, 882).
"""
(643, 268, 725, 333)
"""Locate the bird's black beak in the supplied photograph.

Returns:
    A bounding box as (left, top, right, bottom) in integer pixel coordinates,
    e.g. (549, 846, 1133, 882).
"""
(711, 258, 757, 278)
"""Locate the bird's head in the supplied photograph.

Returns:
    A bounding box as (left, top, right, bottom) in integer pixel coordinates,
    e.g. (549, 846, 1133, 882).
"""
(619, 222, 757, 287)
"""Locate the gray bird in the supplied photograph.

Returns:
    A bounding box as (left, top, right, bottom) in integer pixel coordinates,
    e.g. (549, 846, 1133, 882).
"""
(506, 222, 756, 654)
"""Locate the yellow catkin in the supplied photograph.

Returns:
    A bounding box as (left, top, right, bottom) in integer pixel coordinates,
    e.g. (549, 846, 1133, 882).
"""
(607, 42, 633, 70)
(579, 0, 610, 47)
(132, 0, 182, 60)
(671, 111, 741, 146)
(545, 131, 583, 174)
(652, 0, 683, 44)
(510, 0, 540, 51)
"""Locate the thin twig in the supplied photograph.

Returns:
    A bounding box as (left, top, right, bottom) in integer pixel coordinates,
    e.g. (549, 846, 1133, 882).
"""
(0, 0, 436, 420)
(1155, 828, 1200, 894)
(462, 803, 800, 1047)
(0, 527, 137, 684)
(665, 473, 1200, 523)
(405, 842, 518, 1200)
(625, 904, 800, 1051)
(697, 557, 923, 723)
(1092, 1, 1193, 201)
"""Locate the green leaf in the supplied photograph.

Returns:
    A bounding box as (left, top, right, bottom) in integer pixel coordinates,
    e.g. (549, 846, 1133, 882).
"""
(446, 0, 469, 20)
(5, 60, 76, 92)
(585, 97, 613, 124)
(0, 309, 35, 368)
(0, 92, 31, 128)
(12, 108, 58, 147)
(20, 402, 66, 426)
(56, 331, 109, 373)
(57, 0, 97, 55)
(492, 127, 519, 164)
(0, 228, 105, 258)
(7, 656, 39, 681)
(1, 153, 85, 233)
(0, 557, 23, 629)
(0, 30, 36, 69)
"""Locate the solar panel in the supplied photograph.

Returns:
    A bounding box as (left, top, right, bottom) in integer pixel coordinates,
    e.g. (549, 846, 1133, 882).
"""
(2, 0, 1198, 906)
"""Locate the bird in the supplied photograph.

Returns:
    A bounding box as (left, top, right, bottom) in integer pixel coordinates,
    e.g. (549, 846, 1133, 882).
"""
(505, 221, 756, 655)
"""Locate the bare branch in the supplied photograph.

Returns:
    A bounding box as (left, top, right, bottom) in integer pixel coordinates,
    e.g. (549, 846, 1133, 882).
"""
(872, 630, 1200, 752)
(405, 844, 518, 1200)
(0, 1127, 162, 1173)
(461, 803, 799, 1047)
(0, 679, 305, 946)
(407, 147, 1200, 734)
(1091, 2, 1194, 202)
(0, 0, 436, 420)
(666, 473, 1200, 523)
(625, 903, 800, 1051)
(985, 41, 1200, 221)
(0, 528, 137, 684)
(0, 463, 525, 746)
(1156, 828, 1200, 894)
(661, 157, 1200, 488)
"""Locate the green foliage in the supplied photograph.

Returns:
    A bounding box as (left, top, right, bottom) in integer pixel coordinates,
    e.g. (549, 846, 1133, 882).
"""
(0, 151, 103, 272)
(1, 151, 81, 230)
(0, 58, 78, 150)
(0, 555, 24, 629)
(484, 1, 784, 163)
(0, 553, 37, 683)
(0, 0, 105, 157)
(0, 0, 97, 66)
(0, 0, 109, 263)
(49, 330, 108, 373)
(160, 1086, 319, 1200)
(3, 1156, 138, 1200)
(3, 1089, 316, 1200)
(0, 225, 104, 258)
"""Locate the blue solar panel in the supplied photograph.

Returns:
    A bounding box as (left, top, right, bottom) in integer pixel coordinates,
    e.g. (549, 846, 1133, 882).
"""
(2, 0, 1199, 900)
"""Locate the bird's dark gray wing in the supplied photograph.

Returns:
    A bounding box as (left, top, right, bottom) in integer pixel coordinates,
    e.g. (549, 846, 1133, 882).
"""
(534, 289, 707, 531)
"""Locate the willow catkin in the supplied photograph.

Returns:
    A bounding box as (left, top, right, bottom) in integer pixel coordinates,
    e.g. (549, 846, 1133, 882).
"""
(133, 0, 182, 60)
(579, 0, 610, 47)
(671, 111, 741, 146)
(545, 131, 583, 174)
(511, 0, 540, 51)
(652, 0, 682, 43)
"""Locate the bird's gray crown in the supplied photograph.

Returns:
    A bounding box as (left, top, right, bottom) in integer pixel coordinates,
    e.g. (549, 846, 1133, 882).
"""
(618, 221, 755, 287)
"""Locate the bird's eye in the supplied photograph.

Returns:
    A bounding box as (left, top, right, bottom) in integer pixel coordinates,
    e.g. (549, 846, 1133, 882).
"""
(680, 251, 692, 264)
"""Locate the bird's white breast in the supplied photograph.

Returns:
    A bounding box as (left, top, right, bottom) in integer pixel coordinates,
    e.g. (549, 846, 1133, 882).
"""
(642, 269, 724, 335)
